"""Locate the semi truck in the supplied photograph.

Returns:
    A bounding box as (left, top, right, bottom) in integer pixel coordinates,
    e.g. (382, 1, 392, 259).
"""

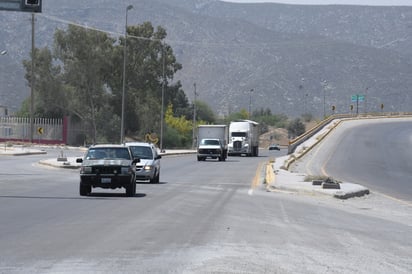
(228, 120, 259, 156)
(196, 125, 228, 161)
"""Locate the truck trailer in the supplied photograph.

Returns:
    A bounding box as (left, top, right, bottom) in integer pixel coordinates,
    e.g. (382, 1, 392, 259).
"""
(197, 125, 228, 161)
(228, 120, 259, 157)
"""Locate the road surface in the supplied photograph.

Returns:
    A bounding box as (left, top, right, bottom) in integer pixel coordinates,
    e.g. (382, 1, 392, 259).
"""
(0, 146, 411, 273)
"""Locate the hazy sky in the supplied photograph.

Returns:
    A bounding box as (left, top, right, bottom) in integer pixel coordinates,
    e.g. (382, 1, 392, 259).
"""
(224, 0, 412, 6)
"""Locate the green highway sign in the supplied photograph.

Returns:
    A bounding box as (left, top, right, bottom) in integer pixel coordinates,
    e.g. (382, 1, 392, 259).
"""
(351, 94, 365, 102)
(358, 95, 365, 102)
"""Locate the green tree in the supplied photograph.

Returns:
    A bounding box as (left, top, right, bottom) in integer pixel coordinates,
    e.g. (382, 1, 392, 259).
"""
(193, 100, 216, 124)
(223, 109, 249, 123)
(164, 103, 192, 147)
(21, 22, 190, 144)
(287, 118, 306, 139)
(54, 25, 116, 143)
(21, 47, 65, 118)
(112, 22, 184, 137)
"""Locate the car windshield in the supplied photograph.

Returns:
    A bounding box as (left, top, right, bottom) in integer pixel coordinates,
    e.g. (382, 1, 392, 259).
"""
(129, 146, 153, 159)
(85, 148, 131, 160)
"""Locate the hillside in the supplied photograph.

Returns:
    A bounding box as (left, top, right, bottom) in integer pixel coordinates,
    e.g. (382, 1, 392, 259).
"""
(1, 0, 411, 117)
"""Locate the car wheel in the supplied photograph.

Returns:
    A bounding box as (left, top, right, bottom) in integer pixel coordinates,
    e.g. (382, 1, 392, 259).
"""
(150, 171, 157, 184)
(154, 171, 160, 183)
(79, 183, 91, 196)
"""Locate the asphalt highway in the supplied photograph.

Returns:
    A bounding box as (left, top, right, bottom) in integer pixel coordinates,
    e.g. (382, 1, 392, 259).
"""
(0, 142, 411, 273)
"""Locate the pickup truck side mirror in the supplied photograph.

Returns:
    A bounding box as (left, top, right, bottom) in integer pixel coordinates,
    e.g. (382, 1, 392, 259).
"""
(132, 158, 140, 164)
(76, 158, 83, 163)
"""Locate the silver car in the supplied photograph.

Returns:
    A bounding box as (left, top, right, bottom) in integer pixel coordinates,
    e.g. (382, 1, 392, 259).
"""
(125, 142, 161, 183)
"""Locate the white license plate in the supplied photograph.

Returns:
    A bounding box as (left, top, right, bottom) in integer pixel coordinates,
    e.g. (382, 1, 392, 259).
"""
(101, 178, 111, 183)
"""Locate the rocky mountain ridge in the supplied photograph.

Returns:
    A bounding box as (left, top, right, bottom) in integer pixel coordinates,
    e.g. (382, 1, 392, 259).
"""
(1, 0, 411, 117)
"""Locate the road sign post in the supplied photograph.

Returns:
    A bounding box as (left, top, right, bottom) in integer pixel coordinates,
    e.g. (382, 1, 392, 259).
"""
(351, 94, 365, 115)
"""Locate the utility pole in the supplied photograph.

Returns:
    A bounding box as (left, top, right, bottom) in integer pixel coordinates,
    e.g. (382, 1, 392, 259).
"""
(249, 88, 254, 119)
(192, 83, 198, 149)
(120, 5, 133, 144)
(160, 41, 166, 152)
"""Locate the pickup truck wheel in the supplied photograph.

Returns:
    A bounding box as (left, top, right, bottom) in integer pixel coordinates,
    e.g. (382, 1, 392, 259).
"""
(125, 181, 136, 197)
(79, 183, 91, 196)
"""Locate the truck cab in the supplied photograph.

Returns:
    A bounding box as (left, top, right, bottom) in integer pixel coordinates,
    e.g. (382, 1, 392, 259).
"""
(228, 120, 259, 157)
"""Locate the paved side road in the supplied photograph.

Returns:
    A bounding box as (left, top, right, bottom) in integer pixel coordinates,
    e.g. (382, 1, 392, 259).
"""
(263, 118, 370, 199)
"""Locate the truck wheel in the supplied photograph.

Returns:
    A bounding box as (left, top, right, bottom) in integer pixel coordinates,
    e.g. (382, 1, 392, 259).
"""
(79, 183, 91, 196)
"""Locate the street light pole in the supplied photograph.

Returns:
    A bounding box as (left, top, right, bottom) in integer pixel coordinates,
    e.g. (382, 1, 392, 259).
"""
(0, 50, 7, 115)
(120, 4, 133, 144)
(30, 13, 35, 143)
(321, 80, 327, 119)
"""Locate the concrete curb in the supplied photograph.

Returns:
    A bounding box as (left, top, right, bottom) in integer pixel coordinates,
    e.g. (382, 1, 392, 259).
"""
(0, 149, 47, 156)
(263, 157, 370, 200)
(38, 158, 81, 169)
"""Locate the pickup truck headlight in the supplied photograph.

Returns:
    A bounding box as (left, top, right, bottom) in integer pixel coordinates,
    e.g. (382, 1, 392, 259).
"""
(144, 165, 153, 171)
(80, 166, 92, 174)
(121, 167, 131, 174)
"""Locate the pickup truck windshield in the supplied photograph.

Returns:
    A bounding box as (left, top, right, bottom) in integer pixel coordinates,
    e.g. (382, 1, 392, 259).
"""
(85, 148, 131, 160)
(201, 139, 220, 145)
